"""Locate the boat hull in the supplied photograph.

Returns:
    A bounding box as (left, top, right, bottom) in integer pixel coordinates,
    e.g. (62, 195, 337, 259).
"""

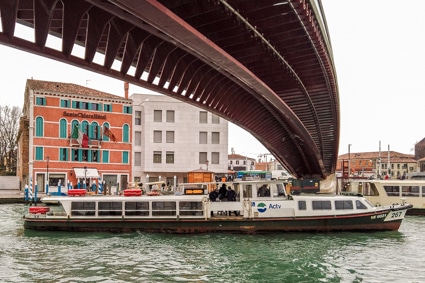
(24, 211, 404, 234)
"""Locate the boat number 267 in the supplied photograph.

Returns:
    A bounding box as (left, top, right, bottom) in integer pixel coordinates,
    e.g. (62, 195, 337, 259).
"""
(390, 211, 403, 219)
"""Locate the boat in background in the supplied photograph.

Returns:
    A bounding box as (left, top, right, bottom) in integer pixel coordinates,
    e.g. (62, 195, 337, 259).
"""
(23, 179, 412, 234)
(347, 179, 425, 215)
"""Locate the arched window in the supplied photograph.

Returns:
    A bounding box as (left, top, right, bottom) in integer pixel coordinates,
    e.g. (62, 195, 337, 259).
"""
(123, 124, 129, 143)
(90, 122, 99, 140)
(102, 122, 110, 141)
(81, 121, 89, 135)
(35, 117, 44, 137)
(59, 119, 67, 138)
(71, 120, 79, 137)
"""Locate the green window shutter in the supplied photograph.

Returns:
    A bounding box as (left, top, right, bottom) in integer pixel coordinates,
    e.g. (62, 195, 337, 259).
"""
(102, 150, 109, 163)
(35, 147, 43, 160)
(123, 124, 129, 142)
(122, 151, 129, 164)
(59, 119, 67, 138)
(35, 117, 44, 137)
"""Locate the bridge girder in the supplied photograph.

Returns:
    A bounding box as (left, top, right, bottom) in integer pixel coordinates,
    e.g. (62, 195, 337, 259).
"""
(0, 0, 339, 179)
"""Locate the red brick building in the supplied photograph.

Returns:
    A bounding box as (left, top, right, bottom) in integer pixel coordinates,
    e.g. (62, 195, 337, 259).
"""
(17, 79, 132, 193)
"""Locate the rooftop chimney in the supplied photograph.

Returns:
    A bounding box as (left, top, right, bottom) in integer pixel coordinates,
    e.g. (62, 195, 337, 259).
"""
(124, 82, 129, 99)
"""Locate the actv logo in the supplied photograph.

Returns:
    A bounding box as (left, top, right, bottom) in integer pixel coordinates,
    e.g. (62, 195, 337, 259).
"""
(257, 203, 282, 213)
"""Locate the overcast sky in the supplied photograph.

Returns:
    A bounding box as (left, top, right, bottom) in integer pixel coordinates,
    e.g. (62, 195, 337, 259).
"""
(1, 0, 424, 158)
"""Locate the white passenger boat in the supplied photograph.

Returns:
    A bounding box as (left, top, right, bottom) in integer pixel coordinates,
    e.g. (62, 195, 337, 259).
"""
(23, 180, 412, 233)
(347, 179, 425, 215)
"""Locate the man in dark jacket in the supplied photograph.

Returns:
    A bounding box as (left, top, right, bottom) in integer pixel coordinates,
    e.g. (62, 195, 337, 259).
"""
(226, 186, 238, 216)
(218, 183, 227, 200)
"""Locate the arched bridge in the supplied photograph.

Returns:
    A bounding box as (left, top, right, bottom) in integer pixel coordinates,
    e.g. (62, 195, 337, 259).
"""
(0, 0, 339, 179)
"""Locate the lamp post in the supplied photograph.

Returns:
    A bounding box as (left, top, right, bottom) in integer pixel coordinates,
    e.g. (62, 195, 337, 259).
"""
(206, 160, 209, 171)
(348, 144, 351, 177)
(84, 165, 87, 190)
(46, 156, 50, 193)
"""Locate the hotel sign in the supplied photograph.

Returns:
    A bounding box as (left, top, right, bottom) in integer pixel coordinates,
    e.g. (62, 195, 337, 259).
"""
(63, 111, 107, 120)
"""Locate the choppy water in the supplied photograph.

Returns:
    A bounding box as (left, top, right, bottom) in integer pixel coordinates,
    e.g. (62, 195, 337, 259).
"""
(0, 204, 424, 283)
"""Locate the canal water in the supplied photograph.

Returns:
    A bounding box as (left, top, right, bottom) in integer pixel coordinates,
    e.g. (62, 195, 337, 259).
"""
(1, 204, 424, 283)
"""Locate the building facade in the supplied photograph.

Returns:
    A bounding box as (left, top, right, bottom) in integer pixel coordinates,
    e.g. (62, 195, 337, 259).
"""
(131, 94, 228, 186)
(336, 151, 417, 179)
(17, 79, 132, 192)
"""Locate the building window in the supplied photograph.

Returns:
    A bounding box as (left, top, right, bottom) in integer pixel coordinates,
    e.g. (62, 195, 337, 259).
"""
(153, 151, 162, 163)
(199, 111, 207, 123)
(60, 99, 70, 108)
(199, 132, 207, 144)
(92, 150, 99, 162)
(166, 110, 175, 122)
(59, 148, 68, 161)
(72, 149, 80, 161)
(35, 117, 44, 137)
(72, 101, 79, 109)
(199, 152, 207, 164)
(212, 114, 220, 124)
(81, 121, 89, 135)
(91, 103, 101, 111)
(35, 147, 43, 160)
(36, 97, 46, 106)
(166, 152, 174, 164)
(104, 104, 112, 112)
(135, 131, 142, 146)
(90, 122, 100, 140)
(82, 102, 90, 110)
(122, 151, 129, 164)
(134, 152, 141, 166)
(154, 110, 162, 122)
(166, 131, 174, 143)
(135, 111, 141, 125)
(211, 152, 219, 164)
(154, 131, 162, 143)
(102, 123, 110, 141)
(212, 132, 220, 144)
(123, 124, 130, 143)
(59, 119, 67, 138)
(123, 105, 132, 114)
(102, 150, 109, 163)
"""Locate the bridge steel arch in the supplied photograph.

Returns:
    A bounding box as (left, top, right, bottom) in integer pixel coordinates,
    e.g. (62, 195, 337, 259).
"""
(0, 0, 339, 179)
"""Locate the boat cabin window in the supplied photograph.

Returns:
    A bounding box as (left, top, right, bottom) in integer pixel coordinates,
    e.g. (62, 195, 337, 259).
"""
(298, 201, 307, 210)
(243, 185, 253, 198)
(422, 186, 425, 197)
(257, 184, 270, 197)
(276, 183, 286, 197)
(71, 201, 95, 216)
(355, 200, 368, 209)
(98, 202, 122, 216)
(402, 186, 419, 197)
(363, 183, 379, 196)
(152, 201, 176, 216)
(179, 201, 203, 216)
(125, 202, 149, 216)
(312, 201, 331, 210)
(383, 185, 400, 196)
(335, 200, 353, 210)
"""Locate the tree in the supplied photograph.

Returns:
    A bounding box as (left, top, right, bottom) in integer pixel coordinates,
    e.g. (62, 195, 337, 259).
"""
(0, 105, 21, 175)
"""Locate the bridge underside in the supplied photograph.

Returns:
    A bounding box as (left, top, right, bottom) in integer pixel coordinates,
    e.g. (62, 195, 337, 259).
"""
(0, 0, 339, 179)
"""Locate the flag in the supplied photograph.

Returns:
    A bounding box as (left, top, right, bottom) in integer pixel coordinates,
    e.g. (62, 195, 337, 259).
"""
(71, 125, 89, 148)
(103, 126, 118, 142)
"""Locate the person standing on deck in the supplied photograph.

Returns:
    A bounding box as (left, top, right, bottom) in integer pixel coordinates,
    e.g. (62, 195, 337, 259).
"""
(226, 186, 238, 216)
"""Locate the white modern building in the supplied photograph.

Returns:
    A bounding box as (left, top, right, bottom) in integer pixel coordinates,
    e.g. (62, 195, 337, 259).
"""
(131, 94, 228, 187)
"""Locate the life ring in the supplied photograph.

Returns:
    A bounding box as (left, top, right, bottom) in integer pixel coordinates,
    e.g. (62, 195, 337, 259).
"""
(29, 206, 50, 214)
(68, 189, 87, 197)
(123, 189, 142, 196)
